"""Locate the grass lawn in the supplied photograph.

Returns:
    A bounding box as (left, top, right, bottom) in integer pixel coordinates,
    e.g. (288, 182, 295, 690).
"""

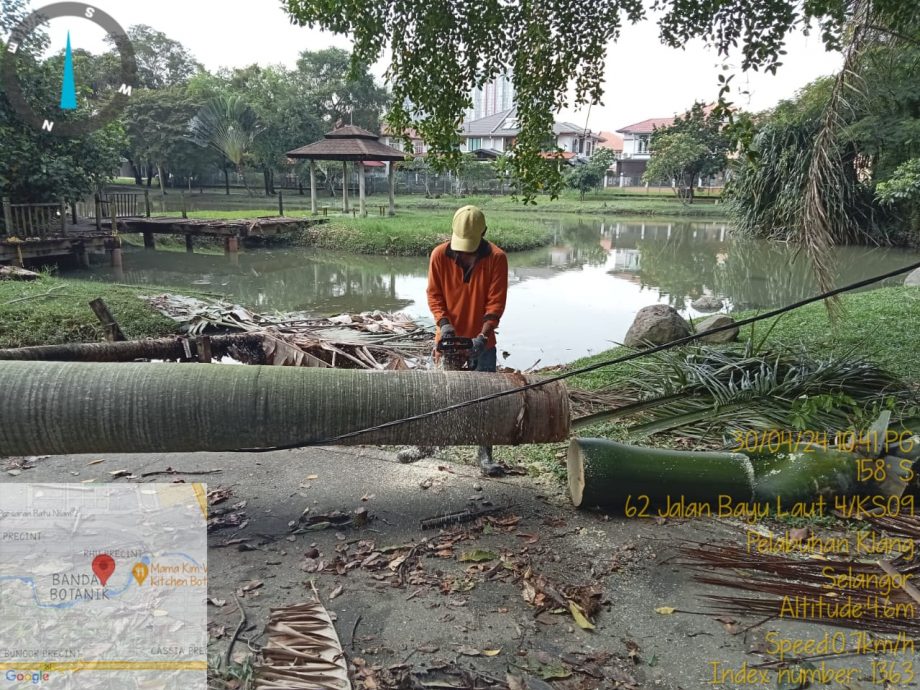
(150, 208, 554, 255)
(0, 275, 178, 349)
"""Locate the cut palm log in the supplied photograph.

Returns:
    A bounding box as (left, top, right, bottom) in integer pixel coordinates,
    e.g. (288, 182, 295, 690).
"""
(567, 438, 754, 510)
(750, 446, 859, 503)
(0, 361, 569, 455)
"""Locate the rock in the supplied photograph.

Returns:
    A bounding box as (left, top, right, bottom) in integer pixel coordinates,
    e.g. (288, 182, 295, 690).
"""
(690, 294, 723, 312)
(905, 267, 920, 287)
(696, 314, 739, 343)
(623, 305, 691, 348)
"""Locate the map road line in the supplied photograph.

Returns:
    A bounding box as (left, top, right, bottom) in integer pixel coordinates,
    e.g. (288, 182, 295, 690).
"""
(0, 661, 207, 672)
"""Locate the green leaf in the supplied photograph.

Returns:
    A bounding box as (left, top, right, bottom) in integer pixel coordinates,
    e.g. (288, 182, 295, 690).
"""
(568, 600, 595, 630)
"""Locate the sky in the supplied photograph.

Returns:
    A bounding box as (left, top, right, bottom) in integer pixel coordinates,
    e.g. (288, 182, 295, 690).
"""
(25, 0, 842, 132)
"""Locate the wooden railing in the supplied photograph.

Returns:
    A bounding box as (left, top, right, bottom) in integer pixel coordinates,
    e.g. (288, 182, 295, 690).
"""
(77, 193, 144, 222)
(1, 197, 66, 239)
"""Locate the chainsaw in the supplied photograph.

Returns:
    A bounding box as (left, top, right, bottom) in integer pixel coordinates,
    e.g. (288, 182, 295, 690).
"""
(435, 335, 476, 371)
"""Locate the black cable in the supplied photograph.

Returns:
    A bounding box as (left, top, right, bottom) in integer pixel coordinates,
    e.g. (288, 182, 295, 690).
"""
(239, 258, 920, 452)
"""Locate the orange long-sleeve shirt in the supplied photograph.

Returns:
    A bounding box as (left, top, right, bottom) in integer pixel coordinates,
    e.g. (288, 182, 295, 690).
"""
(427, 240, 508, 349)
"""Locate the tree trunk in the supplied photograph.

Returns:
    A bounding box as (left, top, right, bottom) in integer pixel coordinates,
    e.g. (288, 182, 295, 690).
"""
(750, 447, 858, 502)
(567, 438, 754, 510)
(146, 164, 154, 188)
(156, 163, 167, 196)
(0, 333, 264, 362)
(127, 158, 142, 185)
(263, 168, 272, 196)
(0, 361, 571, 455)
(223, 166, 230, 195)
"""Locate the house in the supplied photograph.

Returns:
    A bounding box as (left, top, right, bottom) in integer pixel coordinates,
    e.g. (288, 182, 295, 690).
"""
(461, 107, 603, 160)
(614, 117, 675, 184)
(596, 130, 624, 187)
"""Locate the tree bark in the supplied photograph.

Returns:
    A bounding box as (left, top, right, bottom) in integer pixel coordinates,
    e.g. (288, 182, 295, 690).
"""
(0, 361, 571, 455)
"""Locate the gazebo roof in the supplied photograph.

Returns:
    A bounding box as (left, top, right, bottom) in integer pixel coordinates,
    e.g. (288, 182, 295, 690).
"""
(287, 125, 408, 161)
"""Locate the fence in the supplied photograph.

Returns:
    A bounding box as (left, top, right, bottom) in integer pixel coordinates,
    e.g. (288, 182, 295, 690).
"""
(77, 193, 145, 222)
(1, 198, 67, 239)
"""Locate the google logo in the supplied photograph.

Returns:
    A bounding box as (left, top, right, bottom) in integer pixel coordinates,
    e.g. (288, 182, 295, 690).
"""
(4, 670, 50, 684)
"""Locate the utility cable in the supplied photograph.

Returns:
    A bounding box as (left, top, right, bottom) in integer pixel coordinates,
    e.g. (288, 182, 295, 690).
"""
(240, 258, 920, 452)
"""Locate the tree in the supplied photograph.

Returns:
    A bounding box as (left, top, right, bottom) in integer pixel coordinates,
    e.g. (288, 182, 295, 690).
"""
(566, 148, 615, 200)
(189, 95, 264, 196)
(643, 133, 708, 201)
(643, 104, 731, 203)
(123, 87, 207, 193)
(111, 25, 202, 89)
(281, 0, 912, 204)
(295, 48, 389, 131)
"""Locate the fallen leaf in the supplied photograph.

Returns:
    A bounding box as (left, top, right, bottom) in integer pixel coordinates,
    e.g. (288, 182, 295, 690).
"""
(459, 549, 497, 563)
(457, 645, 481, 656)
(568, 600, 595, 630)
(655, 606, 676, 615)
(625, 639, 641, 663)
(506, 674, 526, 690)
(329, 584, 344, 600)
(482, 649, 501, 656)
(306, 474, 318, 480)
(87, 459, 104, 466)
(108, 469, 130, 478)
(208, 598, 226, 607)
(240, 580, 263, 593)
(516, 533, 539, 544)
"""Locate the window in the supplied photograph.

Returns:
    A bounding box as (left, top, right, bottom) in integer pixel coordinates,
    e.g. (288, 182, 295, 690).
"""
(414, 142, 424, 154)
(638, 136, 649, 154)
(468, 137, 482, 150)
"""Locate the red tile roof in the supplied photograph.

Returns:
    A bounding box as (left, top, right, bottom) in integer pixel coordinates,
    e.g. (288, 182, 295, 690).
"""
(596, 130, 623, 151)
(616, 117, 674, 134)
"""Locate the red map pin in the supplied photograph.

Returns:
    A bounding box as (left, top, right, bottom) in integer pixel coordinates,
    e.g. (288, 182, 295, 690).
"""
(92, 554, 116, 586)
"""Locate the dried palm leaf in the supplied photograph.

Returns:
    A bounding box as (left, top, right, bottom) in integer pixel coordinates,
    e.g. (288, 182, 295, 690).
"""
(254, 595, 352, 690)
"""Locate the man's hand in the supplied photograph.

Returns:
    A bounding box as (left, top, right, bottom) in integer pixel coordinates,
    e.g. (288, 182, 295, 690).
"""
(470, 334, 487, 357)
(440, 322, 456, 339)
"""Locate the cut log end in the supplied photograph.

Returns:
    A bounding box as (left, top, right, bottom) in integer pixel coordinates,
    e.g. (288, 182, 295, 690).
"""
(567, 440, 586, 508)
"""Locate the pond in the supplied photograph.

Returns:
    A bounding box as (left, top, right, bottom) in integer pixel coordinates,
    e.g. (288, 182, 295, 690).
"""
(72, 218, 920, 369)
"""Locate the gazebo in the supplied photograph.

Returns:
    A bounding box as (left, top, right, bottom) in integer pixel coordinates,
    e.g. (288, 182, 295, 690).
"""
(287, 125, 408, 216)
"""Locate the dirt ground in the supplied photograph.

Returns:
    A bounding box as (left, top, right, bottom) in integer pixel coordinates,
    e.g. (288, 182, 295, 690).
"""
(1, 447, 904, 689)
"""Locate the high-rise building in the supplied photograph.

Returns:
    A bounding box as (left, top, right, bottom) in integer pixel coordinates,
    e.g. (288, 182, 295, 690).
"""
(467, 73, 516, 121)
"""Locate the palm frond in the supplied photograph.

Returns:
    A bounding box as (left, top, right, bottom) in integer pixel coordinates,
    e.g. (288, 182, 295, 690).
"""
(609, 344, 912, 442)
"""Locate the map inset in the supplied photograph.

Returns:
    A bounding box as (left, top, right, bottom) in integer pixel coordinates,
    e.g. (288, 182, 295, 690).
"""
(0, 483, 207, 689)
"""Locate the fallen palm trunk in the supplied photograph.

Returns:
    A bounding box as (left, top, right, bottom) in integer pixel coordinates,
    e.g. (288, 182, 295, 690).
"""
(567, 438, 755, 510)
(0, 333, 264, 362)
(568, 438, 864, 511)
(0, 361, 569, 455)
(750, 446, 859, 502)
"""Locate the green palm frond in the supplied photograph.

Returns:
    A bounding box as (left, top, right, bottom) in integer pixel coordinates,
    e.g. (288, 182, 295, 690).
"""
(601, 344, 913, 443)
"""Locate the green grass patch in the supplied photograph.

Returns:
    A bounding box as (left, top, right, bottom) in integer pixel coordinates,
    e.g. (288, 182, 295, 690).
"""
(0, 274, 179, 348)
(157, 208, 555, 256)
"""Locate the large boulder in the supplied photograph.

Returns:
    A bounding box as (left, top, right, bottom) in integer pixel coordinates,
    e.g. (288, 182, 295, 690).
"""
(624, 305, 691, 348)
(905, 267, 920, 287)
(690, 294, 723, 312)
(696, 314, 739, 343)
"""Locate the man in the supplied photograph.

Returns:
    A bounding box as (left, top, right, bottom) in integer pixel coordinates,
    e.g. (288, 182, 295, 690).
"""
(427, 204, 509, 476)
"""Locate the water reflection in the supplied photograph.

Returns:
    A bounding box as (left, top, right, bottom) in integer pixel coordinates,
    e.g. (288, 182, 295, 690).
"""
(71, 219, 920, 368)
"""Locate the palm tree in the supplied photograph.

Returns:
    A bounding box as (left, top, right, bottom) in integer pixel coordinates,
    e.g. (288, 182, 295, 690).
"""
(189, 94, 264, 196)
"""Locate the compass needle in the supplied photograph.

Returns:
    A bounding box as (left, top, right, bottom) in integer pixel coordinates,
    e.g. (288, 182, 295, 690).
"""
(60, 31, 77, 111)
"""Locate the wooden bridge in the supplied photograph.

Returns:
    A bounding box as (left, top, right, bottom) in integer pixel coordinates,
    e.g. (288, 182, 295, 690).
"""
(1, 192, 326, 266)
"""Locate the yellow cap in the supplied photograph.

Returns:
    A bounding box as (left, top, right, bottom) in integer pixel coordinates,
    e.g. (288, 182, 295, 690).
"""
(450, 205, 486, 253)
